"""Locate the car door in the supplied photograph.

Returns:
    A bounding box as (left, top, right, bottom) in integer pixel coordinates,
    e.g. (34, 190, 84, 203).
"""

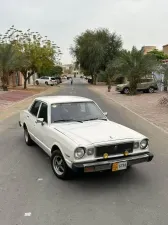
(38, 77, 43, 84)
(137, 79, 145, 90)
(26, 100, 41, 138)
(35, 102, 51, 154)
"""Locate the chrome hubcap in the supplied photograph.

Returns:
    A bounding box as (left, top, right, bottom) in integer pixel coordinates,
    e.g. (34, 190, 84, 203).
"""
(53, 156, 65, 176)
(125, 89, 129, 94)
(149, 88, 154, 93)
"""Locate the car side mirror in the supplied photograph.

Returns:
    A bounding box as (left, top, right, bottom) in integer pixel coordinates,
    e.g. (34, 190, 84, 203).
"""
(103, 112, 108, 116)
(36, 118, 44, 125)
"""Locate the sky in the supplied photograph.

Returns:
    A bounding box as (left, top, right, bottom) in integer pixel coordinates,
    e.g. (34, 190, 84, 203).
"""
(0, 0, 168, 64)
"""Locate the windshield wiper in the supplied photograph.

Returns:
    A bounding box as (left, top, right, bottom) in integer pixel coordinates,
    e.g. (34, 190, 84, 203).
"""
(53, 119, 83, 123)
(84, 118, 107, 122)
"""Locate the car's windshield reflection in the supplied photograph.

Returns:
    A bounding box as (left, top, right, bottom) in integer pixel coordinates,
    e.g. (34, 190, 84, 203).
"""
(51, 102, 107, 123)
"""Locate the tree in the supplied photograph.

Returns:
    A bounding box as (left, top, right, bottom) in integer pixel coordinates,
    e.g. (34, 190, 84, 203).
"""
(71, 28, 122, 84)
(148, 49, 168, 61)
(105, 58, 121, 91)
(0, 26, 22, 91)
(39, 65, 63, 77)
(0, 26, 61, 90)
(117, 47, 158, 95)
(16, 29, 58, 89)
(0, 43, 19, 90)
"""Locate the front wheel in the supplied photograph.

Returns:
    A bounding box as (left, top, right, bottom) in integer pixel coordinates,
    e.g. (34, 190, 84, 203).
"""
(148, 87, 155, 93)
(24, 127, 33, 146)
(51, 150, 73, 180)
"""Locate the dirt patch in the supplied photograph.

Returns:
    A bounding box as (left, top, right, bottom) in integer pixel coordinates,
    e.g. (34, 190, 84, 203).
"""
(89, 85, 168, 133)
(8, 85, 48, 94)
(0, 86, 60, 121)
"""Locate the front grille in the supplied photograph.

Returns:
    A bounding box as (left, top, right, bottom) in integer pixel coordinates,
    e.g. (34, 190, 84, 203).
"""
(96, 142, 134, 157)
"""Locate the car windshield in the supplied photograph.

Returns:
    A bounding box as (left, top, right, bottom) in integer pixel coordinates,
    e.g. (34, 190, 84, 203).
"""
(51, 101, 107, 123)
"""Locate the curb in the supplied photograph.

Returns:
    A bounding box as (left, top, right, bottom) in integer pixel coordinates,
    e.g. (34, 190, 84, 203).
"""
(89, 86, 168, 136)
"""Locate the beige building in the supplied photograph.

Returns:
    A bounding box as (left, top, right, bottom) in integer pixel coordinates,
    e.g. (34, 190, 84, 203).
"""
(142, 46, 156, 54)
(163, 44, 168, 55)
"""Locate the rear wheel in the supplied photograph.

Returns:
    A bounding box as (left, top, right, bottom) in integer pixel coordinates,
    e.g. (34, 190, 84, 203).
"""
(45, 81, 48, 85)
(24, 127, 33, 146)
(51, 150, 73, 180)
(36, 80, 39, 85)
(123, 87, 130, 94)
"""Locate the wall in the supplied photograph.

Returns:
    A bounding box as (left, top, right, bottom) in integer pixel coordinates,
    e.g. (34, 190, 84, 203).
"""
(142, 46, 156, 54)
(163, 45, 168, 55)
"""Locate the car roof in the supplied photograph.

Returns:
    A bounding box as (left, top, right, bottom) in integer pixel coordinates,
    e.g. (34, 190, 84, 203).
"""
(35, 96, 93, 104)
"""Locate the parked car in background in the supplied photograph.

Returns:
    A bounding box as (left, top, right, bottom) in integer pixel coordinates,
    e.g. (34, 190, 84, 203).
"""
(67, 76, 72, 80)
(35, 76, 56, 86)
(54, 77, 62, 84)
(116, 78, 158, 94)
(19, 95, 154, 180)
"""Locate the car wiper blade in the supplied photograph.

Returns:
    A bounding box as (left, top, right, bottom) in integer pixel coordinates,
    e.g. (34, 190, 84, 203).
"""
(54, 119, 83, 123)
(84, 118, 107, 121)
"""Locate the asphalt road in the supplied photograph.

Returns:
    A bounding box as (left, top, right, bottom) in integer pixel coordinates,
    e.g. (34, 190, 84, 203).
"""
(0, 78, 168, 225)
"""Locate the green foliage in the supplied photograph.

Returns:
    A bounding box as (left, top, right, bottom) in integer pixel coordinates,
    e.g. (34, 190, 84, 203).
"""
(117, 47, 158, 95)
(148, 49, 168, 61)
(71, 28, 122, 84)
(0, 26, 61, 89)
(39, 65, 63, 77)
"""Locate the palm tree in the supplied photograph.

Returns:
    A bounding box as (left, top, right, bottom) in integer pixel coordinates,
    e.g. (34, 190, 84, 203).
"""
(0, 43, 19, 90)
(117, 47, 158, 95)
(105, 58, 121, 92)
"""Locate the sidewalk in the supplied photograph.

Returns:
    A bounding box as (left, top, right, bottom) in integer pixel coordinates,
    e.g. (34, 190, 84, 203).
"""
(0, 85, 61, 121)
(89, 85, 168, 133)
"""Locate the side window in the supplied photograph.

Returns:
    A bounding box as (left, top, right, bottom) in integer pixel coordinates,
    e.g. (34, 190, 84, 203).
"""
(38, 103, 48, 123)
(87, 102, 102, 117)
(30, 101, 41, 117)
(40, 77, 44, 79)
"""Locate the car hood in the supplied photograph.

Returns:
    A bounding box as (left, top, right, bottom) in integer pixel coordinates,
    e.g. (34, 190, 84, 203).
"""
(51, 120, 145, 146)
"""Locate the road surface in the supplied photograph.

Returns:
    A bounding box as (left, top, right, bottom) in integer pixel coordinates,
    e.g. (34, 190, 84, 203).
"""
(0, 78, 168, 225)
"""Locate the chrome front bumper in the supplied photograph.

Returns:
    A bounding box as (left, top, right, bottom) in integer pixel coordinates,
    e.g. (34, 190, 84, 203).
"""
(72, 153, 154, 173)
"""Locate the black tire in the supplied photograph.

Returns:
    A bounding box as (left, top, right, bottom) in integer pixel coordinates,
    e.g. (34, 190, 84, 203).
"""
(36, 80, 39, 85)
(148, 87, 155, 93)
(123, 87, 130, 94)
(45, 81, 48, 85)
(24, 127, 34, 146)
(51, 150, 73, 180)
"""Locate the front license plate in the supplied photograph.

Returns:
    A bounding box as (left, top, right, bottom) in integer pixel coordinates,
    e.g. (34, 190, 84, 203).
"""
(112, 161, 127, 172)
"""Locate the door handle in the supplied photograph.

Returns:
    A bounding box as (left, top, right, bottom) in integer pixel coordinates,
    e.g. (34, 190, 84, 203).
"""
(27, 115, 29, 118)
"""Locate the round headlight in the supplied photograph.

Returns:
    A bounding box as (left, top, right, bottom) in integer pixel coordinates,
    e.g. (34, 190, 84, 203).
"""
(140, 139, 148, 149)
(74, 147, 85, 159)
(87, 148, 94, 156)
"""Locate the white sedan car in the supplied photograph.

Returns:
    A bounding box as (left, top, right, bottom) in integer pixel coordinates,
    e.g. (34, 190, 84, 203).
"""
(35, 76, 56, 86)
(19, 96, 154, 180)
